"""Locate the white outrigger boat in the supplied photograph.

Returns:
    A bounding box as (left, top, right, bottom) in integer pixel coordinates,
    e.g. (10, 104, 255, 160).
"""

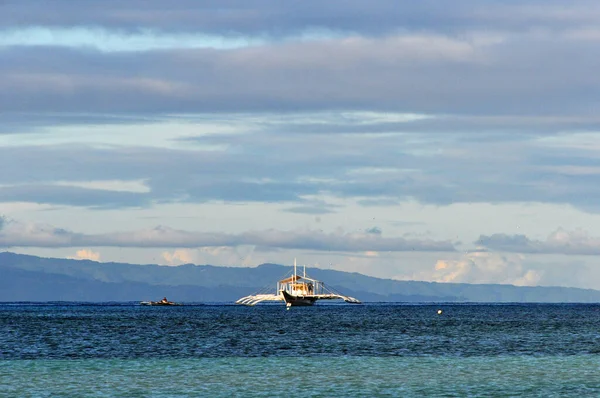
(236, 260, 362, 307)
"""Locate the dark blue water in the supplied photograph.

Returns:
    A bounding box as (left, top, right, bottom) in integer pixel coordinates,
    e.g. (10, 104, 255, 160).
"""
(3, 302, 600, 359)
(2, 303, 600, 396)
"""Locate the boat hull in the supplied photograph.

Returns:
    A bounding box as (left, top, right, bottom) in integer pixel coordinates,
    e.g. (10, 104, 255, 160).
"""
(140, 301, 181, 306)
(281, 290, 318, 306)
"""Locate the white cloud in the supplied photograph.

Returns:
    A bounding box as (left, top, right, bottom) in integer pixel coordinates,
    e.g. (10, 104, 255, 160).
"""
(512, 270, 542, 287)
(0, 27, 264, 52)
(161, 249, 194, 265)
(196, 246, 261, 267)
(69, 249, 101, 261)
(400, 251, 542, 286)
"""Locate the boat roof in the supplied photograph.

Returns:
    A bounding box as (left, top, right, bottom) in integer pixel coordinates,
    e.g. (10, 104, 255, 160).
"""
(278, 275, 301, 284)
(278, 274, 319, 284)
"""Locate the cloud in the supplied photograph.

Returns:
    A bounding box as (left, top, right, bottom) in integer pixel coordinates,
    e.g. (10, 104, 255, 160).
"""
(68, 249, 101, 261)
(0, 112, 163, 135)
(1, 3, 600, 215)
(0, 220, 455, 252)
(403, 251, 542, 286)
(397, 249, 599, 288)
(366, 227, 382, 235)
(1, 25, 599, 117)
(476, 228, 600, 255)
(195, 246, 259, 267)
(2, 122, 600, 214)
(267, 114, 600, 137)
(161, 249, 194, 265)
(0, 220, 79, 248)
(0, 184, 150, 208)
(283, 199, 340, 215)
(284, 206, 336, 215)
(2, 1, 599, 36)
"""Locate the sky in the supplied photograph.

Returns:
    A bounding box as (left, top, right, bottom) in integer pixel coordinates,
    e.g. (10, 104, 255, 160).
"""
(2, 0, 600, 289)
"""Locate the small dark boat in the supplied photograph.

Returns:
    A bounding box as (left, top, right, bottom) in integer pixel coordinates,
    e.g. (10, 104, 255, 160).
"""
(140, 297, 182, 306)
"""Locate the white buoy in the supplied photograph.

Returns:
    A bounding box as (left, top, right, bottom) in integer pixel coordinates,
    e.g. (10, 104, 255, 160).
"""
(437, 309, 443, 315)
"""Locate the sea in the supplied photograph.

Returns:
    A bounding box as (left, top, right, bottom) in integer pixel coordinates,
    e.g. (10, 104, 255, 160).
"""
(1, 302, 600, 397)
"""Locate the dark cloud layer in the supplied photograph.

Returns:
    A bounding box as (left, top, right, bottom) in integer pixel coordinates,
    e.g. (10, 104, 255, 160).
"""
(0, 185, 149, 208)
(0, 221, 455, 252)
(2, 35, 599, 117)
(1, 2, 598, 118)
(476, 229, 600, 255)
(2, 1, 599, 35)
(1, 2, 600, 213)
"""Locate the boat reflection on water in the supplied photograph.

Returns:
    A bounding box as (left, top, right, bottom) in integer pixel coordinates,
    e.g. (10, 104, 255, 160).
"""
(236, 259, 361, 307)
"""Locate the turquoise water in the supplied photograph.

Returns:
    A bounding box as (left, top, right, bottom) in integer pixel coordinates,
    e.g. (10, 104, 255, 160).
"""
(2, 303, 600, 396)
(2, 356, 600, 397)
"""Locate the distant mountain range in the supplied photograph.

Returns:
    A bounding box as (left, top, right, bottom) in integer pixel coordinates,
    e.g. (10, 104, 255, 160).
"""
(1, 251, 600, 303)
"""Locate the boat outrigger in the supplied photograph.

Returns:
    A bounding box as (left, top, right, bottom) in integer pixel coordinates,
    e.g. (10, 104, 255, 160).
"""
(236, 260, 362, 307)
